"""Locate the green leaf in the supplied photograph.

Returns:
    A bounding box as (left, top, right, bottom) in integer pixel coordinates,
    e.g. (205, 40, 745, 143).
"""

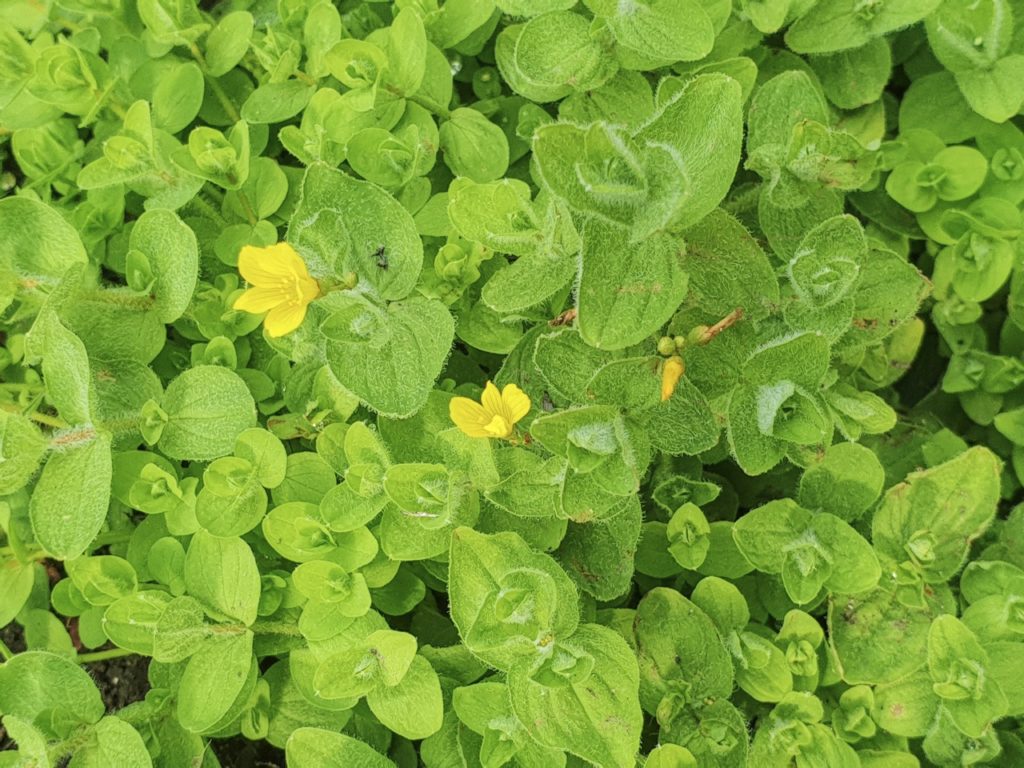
(128, 209, 198, 323)
(71, 716, 153, 768)
(439, 108, 510, 183)
(0, 560, 36, 629)
(28, 309, 92, 425)
(152, 62, 203, 134)
(0, 651, 104, 736)
(955, 55, 1024, 123)
(366, 654, 444, 740)
(452, 680, 566, 767)
(681, 208, 779, 320)
(496, 12, 615, 103)
(798, 442, 885, 522)
(496, 0, 576, 14)
(666, 503, 711, 570)
(183, 530, 261, 626)
(812, 38, 892, 109)
(0, 191, 86, 285)
(532, 74, 743, 240)
(556, 495, 642, 600)
(634, 587, 734, 713)
(785, 0, 943, 54)
(102, 592, 206, 662)
(507, 623, 642, 768)
(176, 630, 255, 733)
(873, 446, 1002, 583)
(576, 217, 687, 350)
(204, 11, 253, 77)
(195, 458, 267, 537)
(241, 80, 315, 124)
(584, 0, 714, 66)
(449, 526, 580, 670)
(314, 628, 417, 698)
(733, 499, 880, 604)
(786, 215, 866, 309)
(30, 431, 112, 559)
(65, 555, 137, 607)
(289, 164, 423, 301)
(158, 366, 256, 462)
(928, 615, 1007, 738)
(234, 428, 287, 489)
(286, 727, 396, 768)
(323, 295, 453, 418)
(0, 411, 47, 495)
(631, 73, 744, 233)
(830, 585, 945, 685)
(642, 375, 720, 456)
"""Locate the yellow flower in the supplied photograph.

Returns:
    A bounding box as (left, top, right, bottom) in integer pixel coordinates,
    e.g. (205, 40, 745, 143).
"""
(233, 242, 321, 337)
(450, 381, 531, 438)
(661, 355, 685, 402)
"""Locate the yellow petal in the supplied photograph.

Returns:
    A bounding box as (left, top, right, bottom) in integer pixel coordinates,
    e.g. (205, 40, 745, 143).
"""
(450, 396, 491, 437)
(299, 274, 321, 303)
(238, 243, 305, 285)
(264, 302, 308, 337)
(233, 286, 285, 314)
(501, 384, 531, 424)
(480, 381, 504, 418)
(661, 356, 685, 402)
(483, 414, 512, 438)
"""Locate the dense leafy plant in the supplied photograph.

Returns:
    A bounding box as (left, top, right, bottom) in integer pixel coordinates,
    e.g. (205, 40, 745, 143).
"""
(1, 0, 1024, 766)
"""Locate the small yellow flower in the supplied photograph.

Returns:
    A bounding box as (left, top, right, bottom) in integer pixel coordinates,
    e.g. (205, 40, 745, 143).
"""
(661, 355, 685, 402)
(233, 242, 321, 337)
(450, 381, 531, 439)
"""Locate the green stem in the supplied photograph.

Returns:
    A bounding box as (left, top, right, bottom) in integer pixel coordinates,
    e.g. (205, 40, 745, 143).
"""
(78, 288, 156, 311)
(251, 619, 303, 637)
(207, 74, 242, 123)
(189, 42, 243, 124)
(0, 402, 68, 429)
(76, 647, 135, 664)
(92, 530, 133, 549)
(98, 414, 141, 435)
(236, 189, 259, 226)
(0, 636, 14, 662)
(188, 42, 207, 69)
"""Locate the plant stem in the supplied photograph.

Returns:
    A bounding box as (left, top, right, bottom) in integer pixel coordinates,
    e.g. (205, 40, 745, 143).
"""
(0, 636, 14, 661)
(236, 189, 259, 225)
(207, 74, 243, 123)
(92, 530, 133, 548)
(0, 402, 68, 429)
(76, 647, 135, 664)
(696, 308, 744, 345)
(189, 42, 243, 123)
(251, 619, 303, 637)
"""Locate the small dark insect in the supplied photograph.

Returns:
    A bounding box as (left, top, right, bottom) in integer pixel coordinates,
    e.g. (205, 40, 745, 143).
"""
(373, 245, 388, 270)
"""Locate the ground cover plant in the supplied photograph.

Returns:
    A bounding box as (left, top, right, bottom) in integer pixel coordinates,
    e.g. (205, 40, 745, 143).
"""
(2, 0, 1024, 766)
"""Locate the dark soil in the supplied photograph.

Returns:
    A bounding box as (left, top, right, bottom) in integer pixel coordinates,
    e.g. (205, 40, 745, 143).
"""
(90, 652, 151, 711)
(212, 738, 286, 767)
